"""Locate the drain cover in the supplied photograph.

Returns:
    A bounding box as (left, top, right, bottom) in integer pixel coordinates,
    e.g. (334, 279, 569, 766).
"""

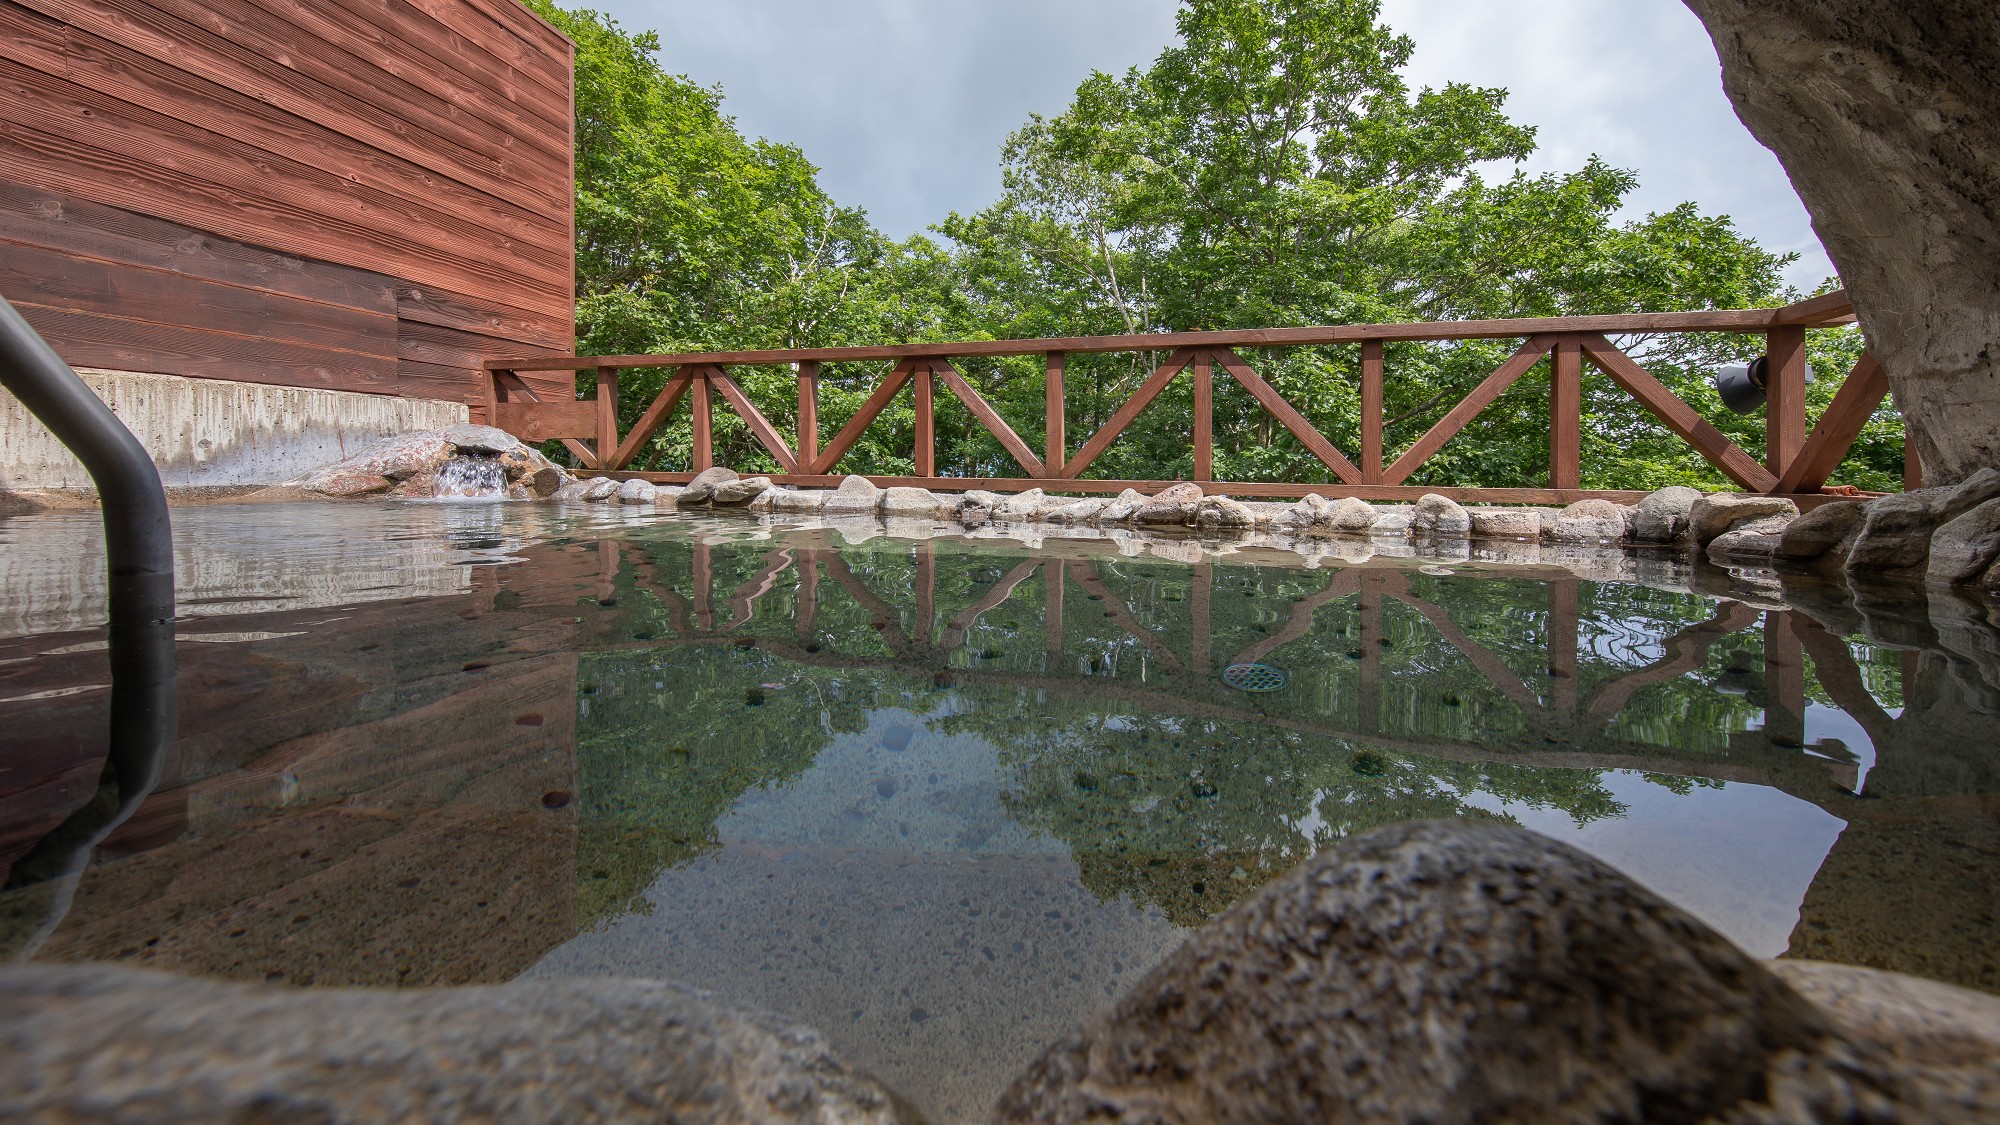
(1221, 662, 1290, 693)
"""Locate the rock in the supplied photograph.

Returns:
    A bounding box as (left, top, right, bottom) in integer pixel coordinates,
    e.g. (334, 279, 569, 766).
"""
(1237, 501, 1291, 529)
(1045, 496, 1110, 525)
(1273, 493, 1337, 534)
(1096, 488, 1148, 524)
(1927, 497, 2000, 584)
(1767, 960, 2000, 1116)
(440, 423, 525, 455)
(552, 478, 595, 502)
(580, 477, 620, 502)
(1848, 468, 2000, 572)
(652, 484, 685, 505)
(711, 476, 772, 505)
(0, 964, 913, 1125)
(1327, 496, 1377, 532)
(1689, 493, 1798, 544)
(880, 486, 942, 519)
(1777, 501, 1867, 561)
(678, 466, 740, 505)
(1410, 493, 1470, 537)
(354, 431, 457, 481)
(525, 466, 565, 497)
(1682, 0, 2000, 485)
(616, 479, 656, 505)
(1194, 495, 1254, 530)
(300, 466, 394, 497)
(765, 487, 824, 515)
(1545, 498, 1630, 544)
(995, 819, 1986, 1124)
(1466, 506, 1541, 540)
(820, 475, 883, 516)
(496, 445, 555, 482)
(746, 486, 783, 513)
(1631, 485, 1703, 544)
(1134, 482, 1204, 527)
(1369, 509, 1413, 538)
(1706, 513, 1794, 564)
(991, 488, 1048, 522)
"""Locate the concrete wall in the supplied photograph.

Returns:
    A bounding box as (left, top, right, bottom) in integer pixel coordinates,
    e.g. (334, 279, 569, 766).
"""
(1, 368, 466, 495)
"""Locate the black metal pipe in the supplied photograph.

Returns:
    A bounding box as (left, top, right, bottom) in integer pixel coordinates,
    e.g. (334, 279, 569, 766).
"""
(0, 294, 175, 948)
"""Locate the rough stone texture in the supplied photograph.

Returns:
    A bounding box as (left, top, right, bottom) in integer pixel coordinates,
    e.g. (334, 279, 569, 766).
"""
(439, 423, 524, 455)
(616, 479, 656, 505)
(1689, 494, 1798, 544)
(1467, 506, 1543, 541)
(1327, 496, 1377, 532)
(1925, 497, 2000, 585)
(765, 488, 825, 515)
(1769, 960, 2000, 1114)
(1706, 513, 1795, 564)
(551, 478, 595, 502)
(299, 466, 394, 497)
(996, 819, 1992, 1124)
(1631, 486, 1703, 544)
(678, 466, 740, 505)
(1410, 493, 1470, 537)
(1544, 499, 1629, 545)
(1777, 501, 1867, 560)
(1096, 488, 1148, 525)
(579, 477, 620, 502)
(298, 432, 456, 496)
(880, 487, 943, 519)
(1135, 482, 1204, 527)
(711, 476, 772, 506)
(1194, 495, 1254, 531)
(1682, 0, 2000, 485)
(1044, 497, 1110, 525)
(524, 466, 564, 497)
(991, 488, 1048, 522)
(820, 475, 883, 516)
(0, 964, 914, 1124)
(1369, 509, 1413, 538)
(1848, 469, 2000, 573)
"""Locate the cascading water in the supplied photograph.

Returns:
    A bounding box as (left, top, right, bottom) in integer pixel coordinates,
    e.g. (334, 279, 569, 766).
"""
(432, 453, 509, 499)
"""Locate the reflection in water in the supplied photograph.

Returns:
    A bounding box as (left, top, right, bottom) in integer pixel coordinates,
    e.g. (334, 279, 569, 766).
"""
(1, 503, 1995, 1123)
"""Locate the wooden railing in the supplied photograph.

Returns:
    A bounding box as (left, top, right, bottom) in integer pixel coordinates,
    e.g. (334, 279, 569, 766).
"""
(485, 290, 1886, 502)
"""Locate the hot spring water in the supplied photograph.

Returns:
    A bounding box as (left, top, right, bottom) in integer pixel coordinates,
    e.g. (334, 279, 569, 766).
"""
(433, 453, 508, 498)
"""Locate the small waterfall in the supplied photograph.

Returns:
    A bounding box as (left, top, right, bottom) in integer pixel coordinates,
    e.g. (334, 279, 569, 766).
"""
(433, 453, 508, 499)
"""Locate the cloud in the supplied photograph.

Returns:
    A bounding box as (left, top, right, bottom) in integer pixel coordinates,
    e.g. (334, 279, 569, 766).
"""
(596, 0, 1831, 289)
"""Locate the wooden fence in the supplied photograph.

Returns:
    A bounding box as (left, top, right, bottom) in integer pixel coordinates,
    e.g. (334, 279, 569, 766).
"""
(486, 290, 1887, 504)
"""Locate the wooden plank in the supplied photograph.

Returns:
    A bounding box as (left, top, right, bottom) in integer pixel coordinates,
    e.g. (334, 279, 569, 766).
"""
(1360, 338, 1383, 482)
(1213, 348, 1362, 484)
(913, 362, 934, 478)
(0, 181, 395, 313)
(491, 400, 593, 442)
(796, 361, 819, 471)
(1192, 350, 1213, 482)
(400, 0, 571, 96)
(1772, 288, 1856, 327)
(1578, 334, 1778, 493)
(810, 360, 914, 474)
(1550, 335, 1581, 490)
(1774, 353, 1890, 493)
(1045, 351, 1065, 477)
(690, 366, 714, 472)
(1765, 325, 1808, 475)
(493, 311, 1827, 371)
(395, 285, 568, 352)
(608, 367, 690, 470)
(445, 0, 574, 87)
(711, 368, 797, 472)
(0, 237, 399, 359)
(396, 356, 482, 405)
(935, 361, 1044, 477)
(395, 319, 539, 374)
(493, 369, 594, 465)
(1383, 336, 1555, 485)
(1060, 347, 1195, 480)
(594, 366, 619, 470)
(14, 300, 398, 389)
(0, 0, 70, 77)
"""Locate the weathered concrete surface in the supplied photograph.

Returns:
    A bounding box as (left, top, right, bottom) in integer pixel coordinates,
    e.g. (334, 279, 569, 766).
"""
(0, 964, 915, 1124)
(1682, 1, 2000, 484)
(997, 819, 1996, 1124)
(0, 369, 466, 494)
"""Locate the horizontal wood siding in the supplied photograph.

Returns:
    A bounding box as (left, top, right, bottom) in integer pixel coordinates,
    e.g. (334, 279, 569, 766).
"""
(0, 0, 572, 410)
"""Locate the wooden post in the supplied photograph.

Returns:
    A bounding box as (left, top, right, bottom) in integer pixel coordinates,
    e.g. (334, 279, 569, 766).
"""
(914, 361, 935, 478)
(1045, 351, 1065, 477)
(1360, 340, 1383, 483)
(594, 365, 619, 471)
(1193, 350, 1213, 482)
(1765, 325, 1807, 480)
(485, 367, 508, 429)
(690, 366, 713, 472)
(797, 361, 819, 472)
(796, 550, 819, 643)
(1550, 337, 1581, 490)
(1548, 579, 1578, 715)
(1764, 610, 1805, 748)
(692, 541, 714, 633)
(595, 540, 619, 606)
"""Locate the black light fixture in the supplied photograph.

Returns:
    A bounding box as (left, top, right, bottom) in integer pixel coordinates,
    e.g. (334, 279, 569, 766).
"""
(1712, 356, 1770, 414)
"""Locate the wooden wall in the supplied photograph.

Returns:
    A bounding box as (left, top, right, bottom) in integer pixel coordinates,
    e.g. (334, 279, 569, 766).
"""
(0, 0, 574, 409)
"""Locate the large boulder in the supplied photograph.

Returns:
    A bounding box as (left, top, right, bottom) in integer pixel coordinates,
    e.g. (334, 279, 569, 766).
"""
(1544, 499, 1629, 544)
(765, 487, 825, 515)
(1631, 486, 1703, 544)
(1466, 507, 1541, 540)
(1044, 496, 1111, 525)
(440, 423, 525, 455)
(300, 466, 394, 497)
(678, 466, 740, 505)
(1273, 493, 1337, 535)
(1194, 495, 1255, 531)
(1369, 507, 1414, 538)
(0, 965, 912, 1124)
(820, 475, 883, 516)
(299, 431, 454, 495)
(991, 488, 1049, 522)
(1096, 488, 1148, 525)
(1847, 468, 2000, 572)
(995, 819, 1995, 1123)
(616, 478, 657, 505)
(1410, 493, 1470, 537)
(1326, 496, 1377, 532)
(1927, 497, 2000, 585)
(711, 476, 772, 506)
(1777, 501, 1867, 561)
(579, 477, 620, 502)
(953, 489, 1002, 525)
(880, 486, 944, 519)
(1689, 494, 1798, 544)
(1682, 0, 2000, 485)
(1135, 482, 1205, 526)
(1706, 513, 1794, 565)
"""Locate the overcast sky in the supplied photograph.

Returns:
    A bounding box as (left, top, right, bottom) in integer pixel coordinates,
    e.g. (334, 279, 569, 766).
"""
(593, 0, 1833, 292)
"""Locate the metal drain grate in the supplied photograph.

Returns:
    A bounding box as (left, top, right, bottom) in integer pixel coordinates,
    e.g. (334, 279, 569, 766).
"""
(1221, 662, 1290, 693)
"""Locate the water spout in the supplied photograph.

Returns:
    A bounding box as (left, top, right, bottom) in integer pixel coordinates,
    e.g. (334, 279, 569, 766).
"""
(433, 453, 508, 498)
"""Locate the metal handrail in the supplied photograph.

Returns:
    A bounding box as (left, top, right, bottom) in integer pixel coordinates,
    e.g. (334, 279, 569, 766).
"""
(0, 293, 176, 959)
